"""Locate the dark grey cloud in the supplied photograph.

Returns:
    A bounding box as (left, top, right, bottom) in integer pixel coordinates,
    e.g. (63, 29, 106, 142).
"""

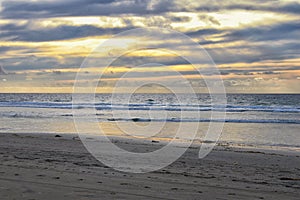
(186, 28, 223, 37)
(198, 14, 220, 26)
(190, 1, 300, 15)
(0, 23, 134, 42)
(169, 16, 192, 23)
(206, 43, 300, 65)
(0, 56, 85, 71)
(176, 66, 299, 77)
(183, 21, 300, 64)
(226, 21, 300, 42)
(221, 65, 300, 76)
(275, 1, 300, 14)
(0, 46, 11, 52)
(0, 0, 176, 19)
(1, 0, 117, 18)
(1, 0, 299, 20)
(225, 1, 300, 15)
(0, 23, 27, 31)
(111, 55, 190, 67)
(187, 21, 300, 48)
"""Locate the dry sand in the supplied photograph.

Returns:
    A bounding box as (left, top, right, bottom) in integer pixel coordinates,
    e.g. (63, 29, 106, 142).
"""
(0, 132, 299, 199)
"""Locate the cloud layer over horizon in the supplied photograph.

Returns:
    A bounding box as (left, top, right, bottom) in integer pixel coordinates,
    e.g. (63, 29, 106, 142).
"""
(0, 0, 299, 93)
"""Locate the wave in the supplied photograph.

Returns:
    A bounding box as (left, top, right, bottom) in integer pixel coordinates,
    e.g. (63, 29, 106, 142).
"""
(104, 118, 300, 124)
(0, 101, 299, 113)
(2, 112, 299, 124)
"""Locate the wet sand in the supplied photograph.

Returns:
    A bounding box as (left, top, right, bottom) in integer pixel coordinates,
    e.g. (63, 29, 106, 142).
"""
(0, 132, 299, 199)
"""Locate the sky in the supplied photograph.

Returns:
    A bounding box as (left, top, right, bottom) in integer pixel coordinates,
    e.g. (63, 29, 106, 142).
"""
(0, 0, 299, 93)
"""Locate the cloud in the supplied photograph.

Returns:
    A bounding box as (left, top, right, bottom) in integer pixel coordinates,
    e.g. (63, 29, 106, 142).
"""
(198, 14, 220, 26)
(0, 0, 299, 93)
(186, 28, 223, 37)
(0, 55, 85, 71)
(226, 1, 300, 15)
(0, 46, 11, 52)
(0, 0, 176, 19)
(2, 0, 299, 20)
(0, 23, 133, 42)
(226, 21, 300, 42)
(183, 21, 300, 64)
(169, 16, 192, 23)
(187, 0, 300, 15)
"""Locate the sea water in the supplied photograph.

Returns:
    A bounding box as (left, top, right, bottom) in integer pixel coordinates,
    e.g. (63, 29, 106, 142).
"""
(0, 93, 299, 151)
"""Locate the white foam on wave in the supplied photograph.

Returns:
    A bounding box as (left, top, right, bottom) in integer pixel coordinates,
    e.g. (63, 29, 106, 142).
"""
(0, 101, 299, 113)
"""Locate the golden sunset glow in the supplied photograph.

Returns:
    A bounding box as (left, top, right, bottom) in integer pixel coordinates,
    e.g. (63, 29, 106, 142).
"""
(0, 0, 299, 93)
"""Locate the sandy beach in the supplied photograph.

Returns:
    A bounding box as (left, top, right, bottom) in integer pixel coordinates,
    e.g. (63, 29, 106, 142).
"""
(0, 132, 299, 200)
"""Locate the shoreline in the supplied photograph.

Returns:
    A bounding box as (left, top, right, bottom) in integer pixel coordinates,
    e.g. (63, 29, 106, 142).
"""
(0, 131, 299, 199)
(1, 131, 300, 155)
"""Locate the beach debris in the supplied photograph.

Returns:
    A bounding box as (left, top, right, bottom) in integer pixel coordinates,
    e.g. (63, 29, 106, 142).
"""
(146, 99, 155, 104)
(55, 134, 62, 138)
(72, 136, 79, 140)
(151, 140, 159, 143)
(131, 118, 140, 122)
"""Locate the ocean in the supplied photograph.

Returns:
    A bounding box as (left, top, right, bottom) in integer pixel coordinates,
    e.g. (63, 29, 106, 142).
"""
(0, 93, 299, 151)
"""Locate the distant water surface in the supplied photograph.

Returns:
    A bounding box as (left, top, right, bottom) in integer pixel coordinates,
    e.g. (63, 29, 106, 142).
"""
(0, 93, 299, 151)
